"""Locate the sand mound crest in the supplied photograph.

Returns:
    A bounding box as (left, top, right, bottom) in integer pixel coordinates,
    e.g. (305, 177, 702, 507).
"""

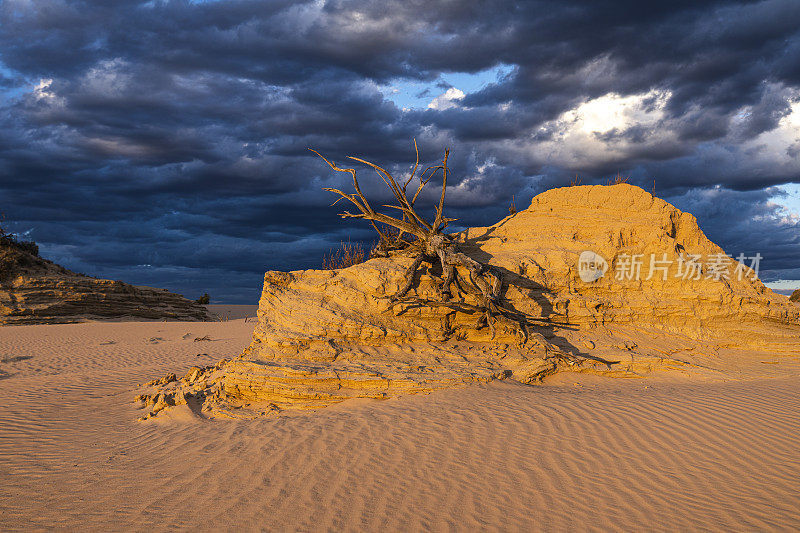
(138, 184, 800, 418)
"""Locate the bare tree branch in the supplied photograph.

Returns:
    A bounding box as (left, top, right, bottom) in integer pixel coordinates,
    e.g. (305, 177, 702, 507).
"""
(312, 142, 530, 340)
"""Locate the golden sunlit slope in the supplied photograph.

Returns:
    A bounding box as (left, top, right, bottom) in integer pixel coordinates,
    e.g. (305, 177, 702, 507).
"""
(139, 184, 800, 418)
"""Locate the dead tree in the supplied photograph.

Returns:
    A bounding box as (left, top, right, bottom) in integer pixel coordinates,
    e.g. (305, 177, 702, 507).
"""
(311, 141, 529, 338)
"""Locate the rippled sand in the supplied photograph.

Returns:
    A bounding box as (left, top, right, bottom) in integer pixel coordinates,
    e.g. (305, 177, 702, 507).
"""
(1, 320, 799, 531)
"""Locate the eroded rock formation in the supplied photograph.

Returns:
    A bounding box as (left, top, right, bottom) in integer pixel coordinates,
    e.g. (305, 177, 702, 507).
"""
(138, 184, 800, 419)
(1, 241, 210, 324)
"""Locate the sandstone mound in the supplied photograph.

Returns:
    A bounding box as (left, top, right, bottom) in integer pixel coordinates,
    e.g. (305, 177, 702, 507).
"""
(1, 242, 209, 324)
(138, 184, 800, 419)
(791, 289, 800, 302)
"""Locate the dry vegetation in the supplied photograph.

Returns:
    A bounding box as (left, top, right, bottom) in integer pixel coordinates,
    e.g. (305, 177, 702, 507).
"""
(313, 141, 535, 339)
(606, 173, 630, 185)
(321, 240, 367, 270)
(0, 215, 44, 282)
(0, 215, 38, 257)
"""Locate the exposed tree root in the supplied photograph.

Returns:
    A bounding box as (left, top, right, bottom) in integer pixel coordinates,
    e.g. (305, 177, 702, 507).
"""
(312, 141, 536, 341)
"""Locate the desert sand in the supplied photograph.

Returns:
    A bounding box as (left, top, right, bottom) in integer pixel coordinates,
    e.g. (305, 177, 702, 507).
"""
(3, 185, 800, 530)
(1, 318, 799, 531)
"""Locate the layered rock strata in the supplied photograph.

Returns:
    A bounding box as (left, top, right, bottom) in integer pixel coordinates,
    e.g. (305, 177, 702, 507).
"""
(1, 243, 209, 324)
(138, 184, 800, 419)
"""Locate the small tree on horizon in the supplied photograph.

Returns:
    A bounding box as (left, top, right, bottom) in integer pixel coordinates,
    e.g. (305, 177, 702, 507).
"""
(0, 213, 39, 257)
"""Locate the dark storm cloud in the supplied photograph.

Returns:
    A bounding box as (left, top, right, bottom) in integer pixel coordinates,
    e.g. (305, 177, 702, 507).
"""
(666, 186, 800, 281)
(1, 0, 799, 302)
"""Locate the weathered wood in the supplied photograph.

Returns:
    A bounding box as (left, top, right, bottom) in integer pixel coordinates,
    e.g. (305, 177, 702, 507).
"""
(312, 142, 523, 338)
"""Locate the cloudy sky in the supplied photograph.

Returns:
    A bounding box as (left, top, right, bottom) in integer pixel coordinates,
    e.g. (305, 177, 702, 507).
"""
(1, 0, 799, 302)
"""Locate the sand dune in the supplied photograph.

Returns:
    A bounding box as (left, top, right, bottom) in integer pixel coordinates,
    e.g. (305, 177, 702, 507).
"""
(1, 320, 799, 531)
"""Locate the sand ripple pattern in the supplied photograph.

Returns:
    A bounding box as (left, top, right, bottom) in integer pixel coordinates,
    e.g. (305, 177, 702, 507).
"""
(1, 322, 799, 531)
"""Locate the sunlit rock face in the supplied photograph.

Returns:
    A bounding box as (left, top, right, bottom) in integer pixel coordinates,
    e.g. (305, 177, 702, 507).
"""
(250, 183, 795, 351)
(0, 242, 209, 324)
(138, 185, 800, 419)
(791, 289, 800, 302)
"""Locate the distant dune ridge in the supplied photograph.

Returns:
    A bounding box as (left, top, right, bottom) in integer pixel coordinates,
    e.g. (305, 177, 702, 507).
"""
(0, 239, 209, 324)
(138, 184, 800, 419)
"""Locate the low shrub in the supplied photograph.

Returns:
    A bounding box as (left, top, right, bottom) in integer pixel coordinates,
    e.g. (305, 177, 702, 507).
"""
(0, 217, 39, 257)
(322, 241, 367, 270)
(606, 173, 630, 185)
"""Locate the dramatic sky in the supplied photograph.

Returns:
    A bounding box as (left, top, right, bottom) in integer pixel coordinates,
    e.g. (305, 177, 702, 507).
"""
(1, 0, 799, 302)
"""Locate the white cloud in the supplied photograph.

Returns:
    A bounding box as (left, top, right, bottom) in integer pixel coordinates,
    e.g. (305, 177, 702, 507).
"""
(428, 87, 465, 110)
(564, 90, 669, 134)
(736, 99, 800, 171)
(514, 89, 674, 168)
(32, 78, 55, 100)
(29, 78, 66, 108)
(769, 183, 800, 223)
